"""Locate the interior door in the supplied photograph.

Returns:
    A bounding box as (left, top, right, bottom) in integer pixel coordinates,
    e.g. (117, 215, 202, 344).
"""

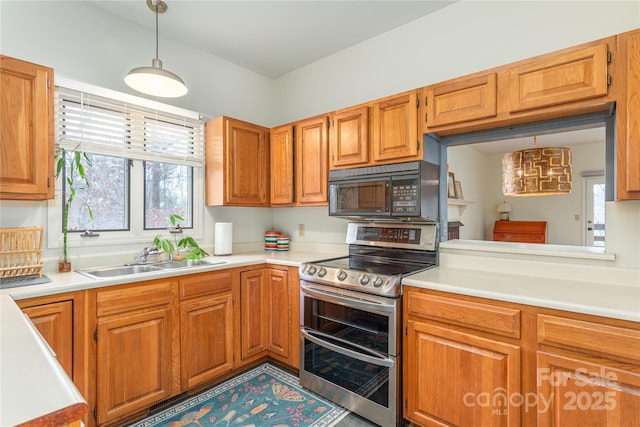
(584, 176, 605, 247)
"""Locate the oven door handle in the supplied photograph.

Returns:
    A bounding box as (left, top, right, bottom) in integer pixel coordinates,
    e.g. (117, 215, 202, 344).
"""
(301, 328, 394, 368)
(301, 284, 396, 313)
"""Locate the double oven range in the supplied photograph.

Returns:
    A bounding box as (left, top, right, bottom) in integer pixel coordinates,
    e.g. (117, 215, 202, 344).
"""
(299, 221, 438, 426)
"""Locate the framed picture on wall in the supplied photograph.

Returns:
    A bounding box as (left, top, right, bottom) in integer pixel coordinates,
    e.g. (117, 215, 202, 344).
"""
(454, 181, 463, 199)
(448, 172, 456, 198)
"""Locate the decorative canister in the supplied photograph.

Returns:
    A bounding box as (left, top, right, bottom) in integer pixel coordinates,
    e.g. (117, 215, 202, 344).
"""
(265, 228, 279, 251)
(277, 235, 289, 252)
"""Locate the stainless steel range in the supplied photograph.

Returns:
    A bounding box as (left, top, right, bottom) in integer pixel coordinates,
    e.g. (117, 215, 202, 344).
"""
(299, 222, 438, 427)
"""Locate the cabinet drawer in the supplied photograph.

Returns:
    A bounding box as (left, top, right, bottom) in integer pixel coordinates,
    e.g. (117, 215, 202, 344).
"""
(97, 281, 172, 317)
(406, 291, 521, 339)
(538, 314, 640, 362)
(179, 270, 233, 300)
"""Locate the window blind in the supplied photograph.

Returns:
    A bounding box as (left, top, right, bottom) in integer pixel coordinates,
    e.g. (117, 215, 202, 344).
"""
(55, 86, 204, 167)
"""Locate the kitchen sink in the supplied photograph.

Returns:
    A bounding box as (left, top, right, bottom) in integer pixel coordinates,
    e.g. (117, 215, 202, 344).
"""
(156, 259, 226, 269)
(77, 259, 226, 279)
(78, 264, 162, 279)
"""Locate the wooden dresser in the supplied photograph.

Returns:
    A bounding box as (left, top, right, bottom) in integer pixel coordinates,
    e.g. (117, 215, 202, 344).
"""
(493, 220, 547, 244)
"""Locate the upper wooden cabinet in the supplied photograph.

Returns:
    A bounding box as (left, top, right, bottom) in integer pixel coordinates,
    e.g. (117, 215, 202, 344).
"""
(425, 73, 498, 128)
(270, 124, 294, 205)
(508, 43, 610, 113)
(205, 116, 270, 206)
(371, 90, 421, 162)
(330, 105, 369, 168)
(295, 115, 328, 205)
(0, 55, 54, 200)
(270, 116, 328, 206)
(329, 90, 422, 170)
(422, 36, 616, 136)
(616, 28, 640, 200)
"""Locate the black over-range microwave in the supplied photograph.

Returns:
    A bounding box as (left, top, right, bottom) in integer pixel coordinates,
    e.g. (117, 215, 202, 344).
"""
(328, 160, 439, 222)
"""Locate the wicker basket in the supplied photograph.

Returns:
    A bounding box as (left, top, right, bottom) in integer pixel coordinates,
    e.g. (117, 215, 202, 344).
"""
(0, 227, 44, 278)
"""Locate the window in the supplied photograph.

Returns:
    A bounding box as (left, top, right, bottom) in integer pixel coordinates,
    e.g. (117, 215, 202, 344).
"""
(144, 161, 193, 229)
(62, 153, 129, 232)
(48, 79, 204, 250)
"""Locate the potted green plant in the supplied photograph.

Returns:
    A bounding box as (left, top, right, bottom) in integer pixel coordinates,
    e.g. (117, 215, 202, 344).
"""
(153, 213, 209, 261)
(54, 145, 94, 272)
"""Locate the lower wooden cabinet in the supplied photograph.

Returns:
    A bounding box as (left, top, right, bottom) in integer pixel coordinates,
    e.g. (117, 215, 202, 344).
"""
(179, 270, 234, 390)
(20, 298, 74, 378)
(537, 351, 640, 427)
(404, 290, 522, 427)
(95, 280, 177, 425)
(239, 266, 291, 364)
(404, 287, 640, 427)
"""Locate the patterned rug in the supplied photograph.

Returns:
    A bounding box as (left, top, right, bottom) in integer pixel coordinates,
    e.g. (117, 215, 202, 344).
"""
(130, 363, 349, 427)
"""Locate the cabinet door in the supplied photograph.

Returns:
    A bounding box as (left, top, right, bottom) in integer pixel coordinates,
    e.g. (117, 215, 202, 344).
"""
(180, 293, 233, 389)
(96, 307, 173, 424)
(425, 73, 498, 129)
(616, 29, 640, 200)
(270, 124, 294, 205)
(226, 118, 270, 205)
(21, 300, 73, 378)
(0, 55, 54, 200)
(240, 269, 268, 359)
(266, 268, 289, 358)
(405, 320, 521, 427)
(371, 91, 420, 162)
(508, 43, 610, 113)
(295, 116, 328, 205)
(330, 106, 369, 168)
(537, 351, 640, 427)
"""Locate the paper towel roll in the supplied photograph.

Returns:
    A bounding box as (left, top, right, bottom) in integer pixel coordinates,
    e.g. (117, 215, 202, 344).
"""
(214, 222, 233, 255)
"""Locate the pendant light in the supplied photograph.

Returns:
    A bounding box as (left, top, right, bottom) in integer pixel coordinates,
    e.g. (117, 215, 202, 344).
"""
(124, 0, 187, 98)
(502, 136, 572, 196)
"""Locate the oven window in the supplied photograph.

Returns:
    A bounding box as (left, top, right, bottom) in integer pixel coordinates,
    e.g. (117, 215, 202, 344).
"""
(303, 336, 390, 408)
(302, 298, 390, 354)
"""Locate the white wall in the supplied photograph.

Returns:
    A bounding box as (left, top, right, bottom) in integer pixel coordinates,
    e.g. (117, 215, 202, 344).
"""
(448, 142, 607, 245)
(1, 0, 639, 270)
(0, 1, 275, 126)
(272, 1, 640, 123)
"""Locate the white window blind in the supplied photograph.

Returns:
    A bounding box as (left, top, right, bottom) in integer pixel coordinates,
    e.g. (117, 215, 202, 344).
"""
(55, 86, 204, 167)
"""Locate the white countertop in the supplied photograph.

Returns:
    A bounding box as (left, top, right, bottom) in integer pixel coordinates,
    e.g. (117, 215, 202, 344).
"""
(403, 266, 640, 322)
(3, 250, 331, 301)
(2, 248, 638, 426)
(0, 250, 330, 426)
(0, 294, 87, 426)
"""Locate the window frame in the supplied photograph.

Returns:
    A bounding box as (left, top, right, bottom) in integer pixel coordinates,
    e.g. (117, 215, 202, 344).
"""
(47, 78, 205, 251)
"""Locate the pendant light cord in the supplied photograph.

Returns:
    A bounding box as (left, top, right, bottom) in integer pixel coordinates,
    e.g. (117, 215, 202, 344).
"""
(155, 0, 159, 60)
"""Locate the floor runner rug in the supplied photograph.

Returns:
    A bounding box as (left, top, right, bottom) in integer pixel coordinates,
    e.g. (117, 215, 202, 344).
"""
(130, 363, 349, 427)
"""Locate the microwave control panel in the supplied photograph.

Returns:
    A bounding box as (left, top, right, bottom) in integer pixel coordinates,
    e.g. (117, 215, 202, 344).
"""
(391, 182, 418, 213)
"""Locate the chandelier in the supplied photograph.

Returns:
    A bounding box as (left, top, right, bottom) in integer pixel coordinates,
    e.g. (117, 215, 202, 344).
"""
(502, 136, 572, 196)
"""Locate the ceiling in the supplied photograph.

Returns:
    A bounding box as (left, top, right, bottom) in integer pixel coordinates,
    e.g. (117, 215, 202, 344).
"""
(87, 1, 605, 150)
(88, 0, 456, 79)
(453, 126, 607, 155)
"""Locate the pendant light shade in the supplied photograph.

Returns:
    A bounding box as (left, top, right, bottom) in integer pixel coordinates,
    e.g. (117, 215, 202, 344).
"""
(502, 136, 572, 196)
(125, 0, 187, 98)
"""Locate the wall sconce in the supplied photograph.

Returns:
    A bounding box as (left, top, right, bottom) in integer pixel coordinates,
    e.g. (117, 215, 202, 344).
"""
(496, 201, 512, 221)
(502, 136, 572, 196)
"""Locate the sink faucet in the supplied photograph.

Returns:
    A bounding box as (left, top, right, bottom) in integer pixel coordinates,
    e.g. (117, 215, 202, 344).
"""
(131, 246, 163, 264)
